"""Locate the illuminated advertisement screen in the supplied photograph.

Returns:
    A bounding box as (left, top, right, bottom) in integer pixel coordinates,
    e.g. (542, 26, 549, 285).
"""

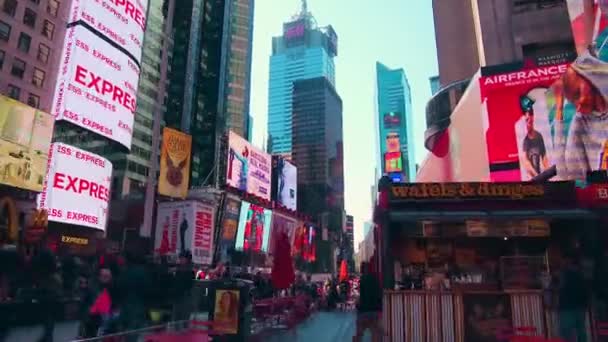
(68, 0, 148, 63)
(384, 151, 403, 173)
(383, 112, 402, 129)
(226, 131, 272, 200)
(284, 19, 306, 47)
(268, 212, 297, 255)
(37, 143, 113, 231)
(275, 158, 297, 211)
(480, 64, 575, 182)
(53, 26, 139, 149)
(0, 95, 54, 192)
(235, 201, 272, 253)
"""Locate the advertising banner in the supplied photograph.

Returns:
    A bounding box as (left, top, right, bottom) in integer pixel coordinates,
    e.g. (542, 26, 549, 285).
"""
(158, 128, 192, 198)
(480, 64, 571, 181)
(380, 113, 406, 181)
(53, 26, 140, 149)
(234, 201, 272, 253)
(154, 200, 216, 265)
(0, 95, 54, 192)
(293, 221, 315, 261)
(217, 197, 241, 263)
(37, 143, 113, 231)
(68, 0, 148, 63)
(274, 158, 297, 210)
(268, 212, 297, 255)
(226, 131, 272, 201)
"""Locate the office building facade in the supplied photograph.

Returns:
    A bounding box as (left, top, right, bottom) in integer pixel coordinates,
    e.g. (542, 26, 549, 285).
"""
(292, 76, 343, 273)
(267, 7, 337, 158)
(375, 62, 416, 182)
(0, 0, 67, 111)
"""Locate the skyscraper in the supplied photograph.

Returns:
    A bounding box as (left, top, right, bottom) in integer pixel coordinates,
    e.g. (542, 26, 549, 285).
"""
(267, 3, 338, 158)
(375, 62, 415, 182)
(292, 76, 343, 273)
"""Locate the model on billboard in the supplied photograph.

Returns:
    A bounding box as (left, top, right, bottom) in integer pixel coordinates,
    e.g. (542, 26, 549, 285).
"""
(553, 52, 608, 180)
(244, 204, 264, 252)
(228, 146, 249, 192)
(520, 96, 551, 178)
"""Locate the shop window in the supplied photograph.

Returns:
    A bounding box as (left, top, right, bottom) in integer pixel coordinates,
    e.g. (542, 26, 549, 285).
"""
(27, 93, 39, 108)
(47, 0, 59, 17)
(0, 21, 10, 41)
(23, 8, 37, 28)
(32, 68, 45, 87)
(17, 32, 32, 53)
(0, 50, 4, 70)
(37, 43, 49, 63)
(2, 0, 17, 17)
(41, 20, 54, 40)
(7, 85, 20, 100)
(11, 58, 25, 79)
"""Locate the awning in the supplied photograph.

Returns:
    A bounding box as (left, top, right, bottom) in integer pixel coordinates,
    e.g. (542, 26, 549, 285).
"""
(389, 208, 597, 222)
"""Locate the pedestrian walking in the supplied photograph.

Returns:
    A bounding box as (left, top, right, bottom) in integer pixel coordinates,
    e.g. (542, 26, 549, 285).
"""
(558, 255, 589, 342)
(353, 262, 383, 342)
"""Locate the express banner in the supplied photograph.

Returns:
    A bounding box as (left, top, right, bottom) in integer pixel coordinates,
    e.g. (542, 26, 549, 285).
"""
(158, 128, 192, 198)
(0, 95, 54, 192)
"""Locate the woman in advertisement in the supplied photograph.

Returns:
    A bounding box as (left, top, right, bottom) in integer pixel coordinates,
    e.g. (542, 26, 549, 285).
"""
(214, 290, 239, 334)
(243, 205, 264, 252)
(228, 146, 249, 192)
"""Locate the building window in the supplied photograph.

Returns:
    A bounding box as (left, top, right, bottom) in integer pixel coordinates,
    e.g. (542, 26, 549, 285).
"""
(0, 50, 4, 70)
(7, 85, 20, 100)
(23, 8, 37, 28)
(17, 33, 32, 53)
(37, 43, 50, 63)
(27, 93, 39, 108)
(11, 58, 25, 79)
(0, 21, 10, 41)
(41, 20, 54, 40)
(2, 0, 17, 17)
(47, 0, 59, 17)
(32, 68, 45, 87)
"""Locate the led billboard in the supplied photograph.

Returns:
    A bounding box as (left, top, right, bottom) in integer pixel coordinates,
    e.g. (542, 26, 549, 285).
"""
(154, 200, 216, 265)
(226, 131, 272, 201)
(53, 25, 139, 149)
(234, 201, 272, 253)
(283, 19, 307, 47)
(68, 0, 148, 63)
(274, 157, 297, 211)
(0, 95, 55, 192)
(37, 143, 113, 231)
(269, 212, 297, 255)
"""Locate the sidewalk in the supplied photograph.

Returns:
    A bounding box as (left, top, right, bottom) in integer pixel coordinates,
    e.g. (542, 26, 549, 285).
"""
(266, 311, 371, 342)
(4, 321, 80, 342)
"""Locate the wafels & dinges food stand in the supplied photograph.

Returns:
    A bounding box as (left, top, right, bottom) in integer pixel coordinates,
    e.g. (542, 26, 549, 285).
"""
(375, 180, 602, 342)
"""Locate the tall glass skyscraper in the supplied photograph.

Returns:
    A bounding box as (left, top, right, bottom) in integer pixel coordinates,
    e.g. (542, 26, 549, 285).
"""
(267, 6, 338, 158)
(375, 62, 416, 182)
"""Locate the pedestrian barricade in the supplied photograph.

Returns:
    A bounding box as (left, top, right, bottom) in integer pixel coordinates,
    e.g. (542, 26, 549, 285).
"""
(72, 319, 219, 342)
(250, 295, 314, 340)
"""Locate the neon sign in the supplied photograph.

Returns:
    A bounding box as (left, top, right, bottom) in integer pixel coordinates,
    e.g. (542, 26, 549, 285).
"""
(285, 24, 305, 40)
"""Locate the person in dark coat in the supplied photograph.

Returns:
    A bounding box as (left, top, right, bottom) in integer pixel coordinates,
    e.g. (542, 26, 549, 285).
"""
(354, 262, 383, 342)
(559, 255, 589, 342)
(172, 250, 194, 322)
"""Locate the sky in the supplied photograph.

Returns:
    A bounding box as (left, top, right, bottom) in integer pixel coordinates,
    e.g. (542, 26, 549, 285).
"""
(250, 0, 439, 249)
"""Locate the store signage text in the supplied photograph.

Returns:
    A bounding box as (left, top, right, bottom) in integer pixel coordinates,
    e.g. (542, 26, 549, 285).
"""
(61, 235, 89, 245)
(391, 183, 545, 200)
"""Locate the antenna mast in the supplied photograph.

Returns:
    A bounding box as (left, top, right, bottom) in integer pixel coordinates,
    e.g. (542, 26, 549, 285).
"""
(301, 0, 307, 15)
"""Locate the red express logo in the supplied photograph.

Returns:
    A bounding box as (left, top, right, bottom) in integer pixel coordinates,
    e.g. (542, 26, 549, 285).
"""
(74, 65, 136, 113)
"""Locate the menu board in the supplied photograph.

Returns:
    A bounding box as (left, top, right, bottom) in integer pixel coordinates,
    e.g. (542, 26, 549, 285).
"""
(500, 256, 548, 290)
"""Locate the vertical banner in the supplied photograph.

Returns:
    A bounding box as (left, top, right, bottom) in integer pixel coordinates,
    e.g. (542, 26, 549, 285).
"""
(158, 128, 192, 198)
(217, 197, 241, 263)
(192, 201, 216, 265)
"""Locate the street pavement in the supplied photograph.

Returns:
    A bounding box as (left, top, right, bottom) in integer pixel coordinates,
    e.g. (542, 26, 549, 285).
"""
(4, 321, 80, 342)
(266, 311, 371, 342)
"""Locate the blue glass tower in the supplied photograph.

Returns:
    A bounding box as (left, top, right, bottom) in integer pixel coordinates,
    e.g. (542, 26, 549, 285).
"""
(375, 62, 416, 182)
(267, 6, 338, 158)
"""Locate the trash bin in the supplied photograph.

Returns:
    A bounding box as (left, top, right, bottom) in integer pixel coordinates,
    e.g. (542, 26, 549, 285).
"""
(208, 278, 253, 341)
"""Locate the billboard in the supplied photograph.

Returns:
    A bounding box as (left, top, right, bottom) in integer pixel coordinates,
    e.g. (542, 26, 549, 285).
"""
(158, 128, 192, 198)
(234, 201, 272, 253)
(226, 131, 272, 201)
(37, 143, 113, 231)
(274, 157, 297, 211)
(154, 201, 216, 265)
(268, 212, 297, 255)
(217, 197, 241, 263)
(0, 95, 55, 192)
(379, 112, 407, 180)
(68, 0, 148, 63)
(480, 64, 571, 181)
(53, 25, 140, 149)
(283, 19, 307, 47)
(293, 221, 316, 262)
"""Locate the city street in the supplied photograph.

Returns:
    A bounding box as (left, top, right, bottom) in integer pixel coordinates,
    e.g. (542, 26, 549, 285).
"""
(266, 311, 365, 342)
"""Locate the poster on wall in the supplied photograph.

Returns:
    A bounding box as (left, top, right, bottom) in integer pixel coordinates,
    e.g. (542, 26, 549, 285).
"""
(226, 131, 272, 201)
(462, 293, 512, 342)
(154, 201, 216, 265)
(274, 158, 297, 210)
(213, 289, 240, 334)
(0, 95, 55, 192)
(158, 128, 192, 198)
(217, 197, 241, 263)
(234, 201, 272, 253)
(52, 26, 140, 149)
(37, 143, 113, 231)
(268, 212, 297, 255)
(67, 0, 148, 63)
(480, 63, 571, 181)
